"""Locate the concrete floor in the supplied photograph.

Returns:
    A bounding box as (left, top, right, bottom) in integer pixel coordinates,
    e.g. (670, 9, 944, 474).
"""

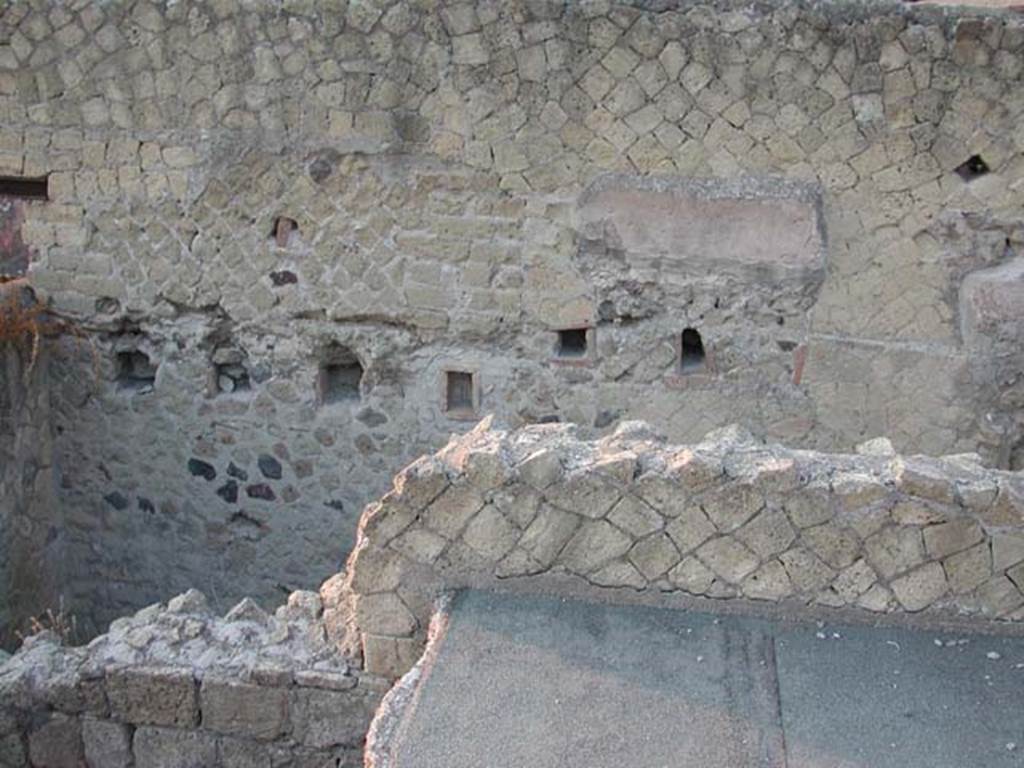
(385, 590, 1024, 768)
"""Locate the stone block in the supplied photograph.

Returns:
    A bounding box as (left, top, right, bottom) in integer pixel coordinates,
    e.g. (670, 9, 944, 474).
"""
(895, 458, 957, 505)
(743, 561, 793, 601)
(362, 634, 423, 679)
(857, 584, 893, 613)
(290, 688, 375, 749)
(607, 495, 663, 538)
(217, 737, 274, 768)
(994, 532, 1024, 572)
(664, 449, 721, 493)
(491, 487, 543, 529)
(517, 449, 563, 489)
(736, 508, 796, 558)
(801, 521, 860, 569)
(518, 504, 580, 567)
(200, 677, 288, 740)
(890, 500, 948, 526)
(668, 557, 716, 595)
(943, 543, 991, 595)
(589, 560, 647, 588)
(627, 533, 680, 580)
(696, 537, 760, 584)
(864, 527, 925, 579)
(106, 666, 197, 727)
(1009, 561, 1024, 592)
(783, 488, 833, 528)
(348, 544, 405, 594)
(923, 518, 984, 559)
(391, 527, 447, 566)
(461, 504, 520, 561)
(354, 592, 416, 637)
(700, 483, 764, 533)
(82, 718, 132, 768)
(664, 503, 716, 554)
(544, 472, 622, 519)
(890, 562, 948, 612)
(293, 670, 358, 692)
(831, 559, 877, 602)
(28, 714, 82, 768)
(132, 727, 217, 768)
(976, 576, 1024, 618)
(985, 480, 1024, 527)
(831, 472, 889, 512)
(560, 520, 633, 575)
(420, 484, 485, 538)
(779, 547, 836, 593)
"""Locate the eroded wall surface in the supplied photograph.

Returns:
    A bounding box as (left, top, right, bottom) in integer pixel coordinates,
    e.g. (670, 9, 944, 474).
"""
(0, 0, 1022, 626)
(342, 420, 1024, 677)
(0, 286, 58, 646)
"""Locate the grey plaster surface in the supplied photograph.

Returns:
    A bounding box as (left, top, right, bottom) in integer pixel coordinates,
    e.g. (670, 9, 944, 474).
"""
(386, 590, 1024, 768)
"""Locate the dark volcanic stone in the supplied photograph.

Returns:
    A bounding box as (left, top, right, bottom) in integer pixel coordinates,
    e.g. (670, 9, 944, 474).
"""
(246, 483, 276, 501)
(187, 458, 216, 481)
(227, 462, 248, 481)
(269, 270, 298, 286)
(216, 480, 239, 504)
(356, 408, 388, 427)
(326, 499, 345, 512)
(104, 491, 129, 510)
(258, 454, 283, 480)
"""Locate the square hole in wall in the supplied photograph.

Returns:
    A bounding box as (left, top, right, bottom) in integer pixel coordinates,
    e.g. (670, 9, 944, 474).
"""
(116, 350, 156, 392)
(680, 328, 706, 374)
(556, 328, 589, 358)
(444, 370, 477, 416)
(216, 363, 251, 394)
(319, 344, 363, 404)
(211, 348, 251, 395)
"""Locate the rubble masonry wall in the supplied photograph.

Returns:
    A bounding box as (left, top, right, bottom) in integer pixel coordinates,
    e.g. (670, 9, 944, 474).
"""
(1, 0, 1023, 630)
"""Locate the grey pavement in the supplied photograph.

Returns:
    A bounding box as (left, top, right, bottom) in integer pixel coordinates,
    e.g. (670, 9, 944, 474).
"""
(386, 589, 1024, 768)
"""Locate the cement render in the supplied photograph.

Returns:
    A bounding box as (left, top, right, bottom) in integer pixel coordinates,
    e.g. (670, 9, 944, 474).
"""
(383, 588, 1024, 768)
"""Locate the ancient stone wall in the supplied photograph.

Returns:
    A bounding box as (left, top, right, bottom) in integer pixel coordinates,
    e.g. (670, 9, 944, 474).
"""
(1, 0, 1023, 627)
(0, 587, 382, 767)
(341, 420, 1024, 677)
(0, 284, 59, 646)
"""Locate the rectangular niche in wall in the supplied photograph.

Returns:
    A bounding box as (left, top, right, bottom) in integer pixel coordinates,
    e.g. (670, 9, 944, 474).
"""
(444, 369, 478, 418)
(319, 344, 363, 404)
(216, 363, 250, 394)
(211, 347, 251, 395)
(116, 350, 157, 392)
(680, 328, 706, 374)
(0, 176, 48, 200)
(556, 328, 589, 358)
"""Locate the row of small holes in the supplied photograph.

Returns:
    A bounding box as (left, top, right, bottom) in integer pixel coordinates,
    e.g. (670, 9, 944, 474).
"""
(557, 328, 706, 373)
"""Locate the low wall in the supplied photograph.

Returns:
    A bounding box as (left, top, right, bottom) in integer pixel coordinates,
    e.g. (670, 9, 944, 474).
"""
(341, 418, 1024, 677)
(0, 586, 382, 767)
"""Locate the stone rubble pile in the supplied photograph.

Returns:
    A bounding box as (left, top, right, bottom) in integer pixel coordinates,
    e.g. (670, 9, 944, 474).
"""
(344, 418, 1024, 677)
(0, 587, 381, 768)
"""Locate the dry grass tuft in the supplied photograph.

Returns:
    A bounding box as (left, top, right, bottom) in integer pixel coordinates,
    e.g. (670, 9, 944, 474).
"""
(15, 598, 81, 647)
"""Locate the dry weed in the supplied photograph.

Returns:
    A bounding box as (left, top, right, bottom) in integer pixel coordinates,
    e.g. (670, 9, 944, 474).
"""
(0, 277, 97, 383)
(15, 597, 81, 647)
